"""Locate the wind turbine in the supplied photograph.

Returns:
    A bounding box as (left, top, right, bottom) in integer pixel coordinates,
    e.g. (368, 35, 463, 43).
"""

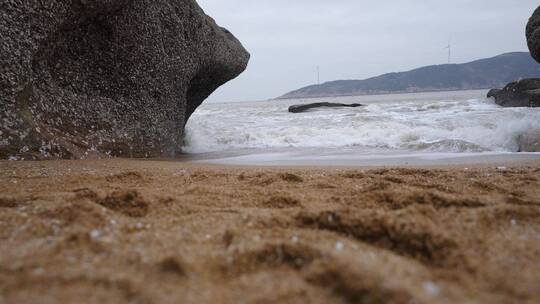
(445, 42, 452, 64)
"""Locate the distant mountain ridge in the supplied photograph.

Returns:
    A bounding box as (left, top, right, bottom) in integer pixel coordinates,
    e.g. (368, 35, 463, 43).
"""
(278, 52, 540, 99)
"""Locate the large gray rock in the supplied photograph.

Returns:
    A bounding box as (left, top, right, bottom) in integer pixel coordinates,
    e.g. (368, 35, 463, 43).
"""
(487, 79, 540, 107)
(0, 0, 249, 159)
(527, 6, 540, 63)
(488, 6, 540, 108)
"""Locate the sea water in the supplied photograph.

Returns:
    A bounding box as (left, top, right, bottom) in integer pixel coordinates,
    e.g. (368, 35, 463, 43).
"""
(183, 90, 540, 165)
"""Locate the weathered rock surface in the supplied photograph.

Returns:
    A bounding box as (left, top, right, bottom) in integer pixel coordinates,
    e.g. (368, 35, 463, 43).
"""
(288, 102, 364, 113)
(487, 79, 540, 107)
(0, 0, 249, 159)
(527, 6, 540, 62)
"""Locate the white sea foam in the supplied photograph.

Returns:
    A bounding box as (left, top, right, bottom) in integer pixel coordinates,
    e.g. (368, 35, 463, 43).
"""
(183, 90, 540, 154)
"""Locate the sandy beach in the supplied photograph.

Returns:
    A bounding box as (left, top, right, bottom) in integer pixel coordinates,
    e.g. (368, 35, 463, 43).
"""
(3, 1, 540, 303)
(1, 158, 540, 303)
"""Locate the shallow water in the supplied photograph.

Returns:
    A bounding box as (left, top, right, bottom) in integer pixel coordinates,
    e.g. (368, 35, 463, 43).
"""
(184, 90, 540, 160)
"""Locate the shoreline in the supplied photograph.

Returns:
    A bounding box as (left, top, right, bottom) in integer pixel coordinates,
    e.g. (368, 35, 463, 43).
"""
(191, 150, 540, 168)
(3, 151, 540, 171)
(3, 150, 540, 173)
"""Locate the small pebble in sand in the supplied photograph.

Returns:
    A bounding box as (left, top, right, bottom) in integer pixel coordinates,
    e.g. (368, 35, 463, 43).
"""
(32, 267, 45, 275)
(335, 242, 345, 252)
(511, 219, 517, 226)
(422, 281, 441, 296)
(90, 229, 102, 239)
(291, 235, 299, 243)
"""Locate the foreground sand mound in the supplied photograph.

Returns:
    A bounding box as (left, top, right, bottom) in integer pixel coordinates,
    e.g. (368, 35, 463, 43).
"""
(1, 160, 540, 303)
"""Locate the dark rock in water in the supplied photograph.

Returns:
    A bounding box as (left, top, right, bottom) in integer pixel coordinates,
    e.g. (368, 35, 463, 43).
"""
(488, 6, 540, 109)
(487, 89, 501, 98)
(527, 6, 540, 63)
(0, 1, 249, 159)
(288, 102, 364, 113)
(487, 79, 540, 107)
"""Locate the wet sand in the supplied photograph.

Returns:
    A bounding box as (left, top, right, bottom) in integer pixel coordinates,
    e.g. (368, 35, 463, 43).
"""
(1, 158, 540, 303)
(197, 150, 540, 167)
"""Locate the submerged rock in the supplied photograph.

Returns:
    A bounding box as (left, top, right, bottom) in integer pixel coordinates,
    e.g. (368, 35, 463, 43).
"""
(487, 79, 540, 107)
(288, 102, 364, 113)
(527, 6, 540, 62)
(0, 0, 249, 159)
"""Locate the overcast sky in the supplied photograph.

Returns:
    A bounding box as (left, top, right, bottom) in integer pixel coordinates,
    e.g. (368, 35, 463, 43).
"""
(197, 0, 539, 102)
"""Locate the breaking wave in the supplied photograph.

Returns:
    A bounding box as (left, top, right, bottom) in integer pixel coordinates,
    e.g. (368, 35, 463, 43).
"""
(183, 91, 540, 154)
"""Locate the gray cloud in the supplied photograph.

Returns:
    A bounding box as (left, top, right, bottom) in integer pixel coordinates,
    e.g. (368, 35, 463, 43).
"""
(197, 0, 539, 102)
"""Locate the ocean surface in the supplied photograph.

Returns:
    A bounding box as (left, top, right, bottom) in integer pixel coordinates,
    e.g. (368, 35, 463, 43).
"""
(183, 90, 540, 165)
